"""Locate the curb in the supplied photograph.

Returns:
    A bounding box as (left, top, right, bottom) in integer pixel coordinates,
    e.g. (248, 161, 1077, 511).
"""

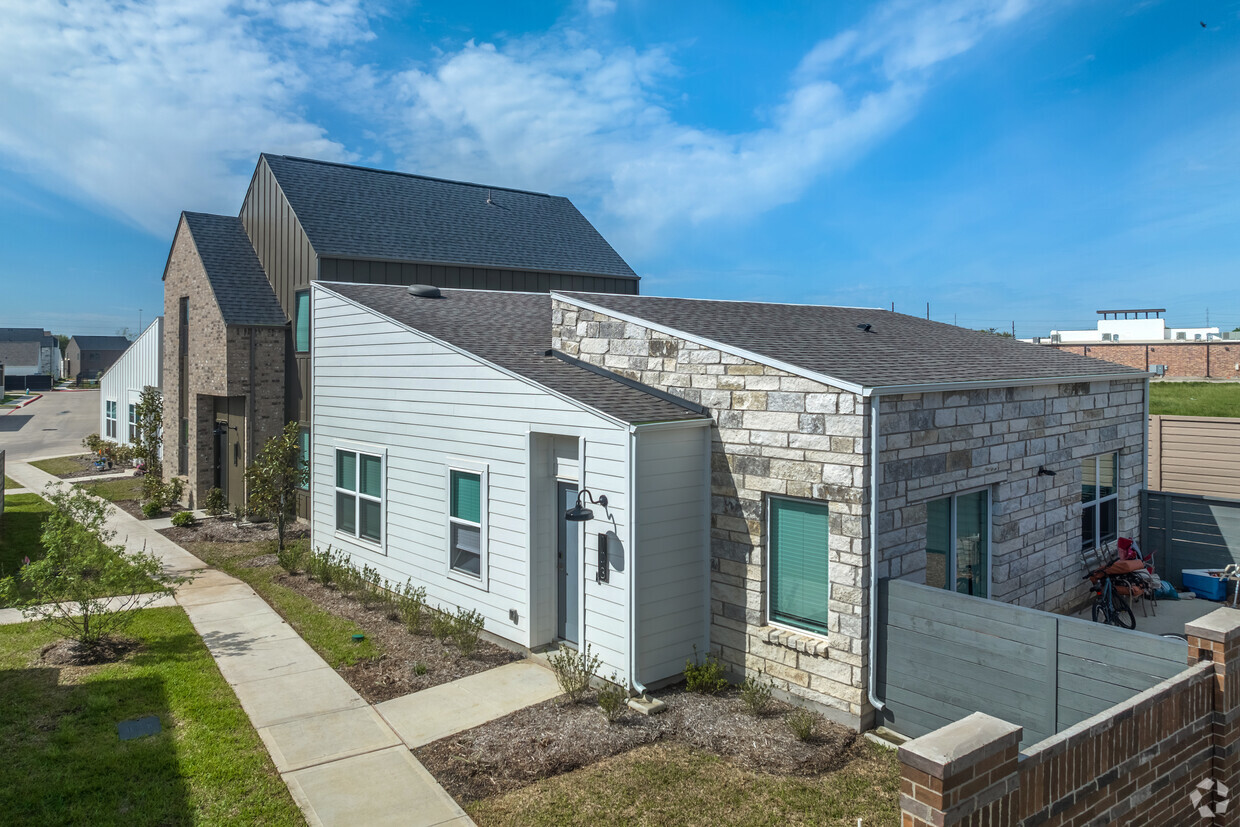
(2, 393, 43, 414)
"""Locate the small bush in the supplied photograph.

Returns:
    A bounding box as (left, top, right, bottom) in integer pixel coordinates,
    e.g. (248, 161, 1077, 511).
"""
(230, 504, 245, 525)
(596, 674, 629, 723)
(305, 547, 335, 586)
(684, 647, 729, 695)
(81, 433, 105, 454)
(170, 510, 196, 528)
(451, 607, 486, 657)
(161, 477, 184, 510)
(740, 671, 775, 716)
(548, 643, 602, 702)
(141, 499, 162, 519)
(413, 661, 428, 676)
(277, 539, 309, 574)
(204, 487, 227, 516)
(396, 580, 427, 634)
(430, 608, 454, 644)
(786, 707, 820, 742)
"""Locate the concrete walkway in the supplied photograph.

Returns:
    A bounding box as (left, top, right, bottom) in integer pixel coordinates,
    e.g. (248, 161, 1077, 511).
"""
(0, 593, 177, 625)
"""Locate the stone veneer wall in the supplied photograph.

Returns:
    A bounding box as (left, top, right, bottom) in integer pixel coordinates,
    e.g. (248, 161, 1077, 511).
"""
(877, 380, 1146, 615)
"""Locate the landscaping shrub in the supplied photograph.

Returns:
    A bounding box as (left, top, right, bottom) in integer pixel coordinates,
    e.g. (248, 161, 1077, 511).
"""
(276, 539, 309, 574)
(81, 433, 105, 454)
(596, 673, 629, 722)
(684, 647, 729, 694)
(244, 422, 308, 557)
(450, 607, 486, 657)
(413, 661, 428, 676)
(170, 510, 196, 528)
(740, 671, 775, 716)
(204, 487, 227, 516)
(396, 580, 427, 634)
(786, 708, 820, 742)
(141, 499, 162, 519)
(548, 643, 602, 702)
(430, 608, 454, 644)
(161, 477, 184, 510)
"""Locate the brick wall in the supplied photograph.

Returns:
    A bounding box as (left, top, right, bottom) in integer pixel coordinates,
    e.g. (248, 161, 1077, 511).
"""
(1050, 341, 1240, 380)
(899, 607, 1240, 827)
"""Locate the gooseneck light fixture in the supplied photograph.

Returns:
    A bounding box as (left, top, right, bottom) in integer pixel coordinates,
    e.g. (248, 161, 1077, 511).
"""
(565, 489, 608, 522)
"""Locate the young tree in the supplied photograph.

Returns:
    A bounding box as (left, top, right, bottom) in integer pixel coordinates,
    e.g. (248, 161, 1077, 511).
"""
(134, 385, 165, 503)
(0, 485, 179, 652)
(245, 421, 307, 555)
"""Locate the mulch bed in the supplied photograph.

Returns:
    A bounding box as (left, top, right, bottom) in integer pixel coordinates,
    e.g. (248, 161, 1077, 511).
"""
(417, 686, 859, 803)
(40, 636, 142, 666)
(160, 520, 309, 545)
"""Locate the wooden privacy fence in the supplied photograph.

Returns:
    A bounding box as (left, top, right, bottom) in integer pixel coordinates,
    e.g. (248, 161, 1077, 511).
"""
(1149, 414, 1240, 499)
(0, 449, 5, 521)
(875, 578, 1186, 749)
(1142, 488, 1240, 587)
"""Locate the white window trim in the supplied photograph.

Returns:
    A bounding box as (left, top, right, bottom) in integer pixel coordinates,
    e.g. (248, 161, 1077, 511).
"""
(927, 485, 993, 599)
(332, 444, 386, 552)
(764, 494, 832, 642)
(105, 400, 117, 439)
(127, 402, 138, 443)
(1082, 452, 1119, 552)
(446, 460, 489, 591)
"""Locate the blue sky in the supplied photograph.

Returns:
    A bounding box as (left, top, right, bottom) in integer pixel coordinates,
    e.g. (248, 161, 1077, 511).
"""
(1, 0, 1237, 338)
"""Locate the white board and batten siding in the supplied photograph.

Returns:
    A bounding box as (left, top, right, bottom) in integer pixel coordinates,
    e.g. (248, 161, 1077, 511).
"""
(309, 287, 634, 678)
(99, 318, 163, 446)
(633, 424, 711, 686)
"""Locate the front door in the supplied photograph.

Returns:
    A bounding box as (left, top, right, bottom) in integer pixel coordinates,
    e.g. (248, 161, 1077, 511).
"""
(214, 421, 229, 502)
(556, 482, 579, 644)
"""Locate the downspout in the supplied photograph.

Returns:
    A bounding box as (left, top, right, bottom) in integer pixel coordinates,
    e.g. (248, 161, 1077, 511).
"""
(867, 392, 885, 714)
(1142, 377, 1150, 492)
(627, 424, 648, 697)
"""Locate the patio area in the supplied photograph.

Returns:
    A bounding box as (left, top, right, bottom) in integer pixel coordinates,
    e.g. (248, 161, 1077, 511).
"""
(1071, 589, 1227, 637)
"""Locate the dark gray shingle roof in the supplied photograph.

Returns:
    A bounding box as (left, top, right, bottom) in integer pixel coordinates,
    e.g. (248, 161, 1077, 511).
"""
(325, 283, 705, 425)
(182, 212, 288, 328)
(0, 328, 46, 343)
(263, 155, 637, 280)
(557, 293, 1148, 390)
(70, 335, 131, 351)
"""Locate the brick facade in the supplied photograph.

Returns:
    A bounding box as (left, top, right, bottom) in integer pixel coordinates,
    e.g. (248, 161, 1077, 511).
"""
(1051, 341, 1240, 380)
(554, 298, 1147, 726)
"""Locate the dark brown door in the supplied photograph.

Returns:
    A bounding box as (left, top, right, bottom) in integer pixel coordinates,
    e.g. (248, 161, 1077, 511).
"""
(212, 397, 246, 507)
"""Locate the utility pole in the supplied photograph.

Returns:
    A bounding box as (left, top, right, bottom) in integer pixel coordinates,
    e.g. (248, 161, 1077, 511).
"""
(1012, 321, 1016, 338)
(926, 302, 930, 320)
(138, 309, 143, 335)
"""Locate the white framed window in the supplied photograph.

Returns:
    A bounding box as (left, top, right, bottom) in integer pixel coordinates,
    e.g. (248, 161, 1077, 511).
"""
(1082, 452, 1118, 552)
(335, 447, 383, 546)
(447, 464, 488, 587)
(926, 488, 991, 598)
(127, 403, 137, 442)
(105, 400, 117, 438)
(766, 495, 831, 637)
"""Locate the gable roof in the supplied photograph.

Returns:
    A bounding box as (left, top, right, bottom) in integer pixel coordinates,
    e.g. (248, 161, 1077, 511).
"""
(261, 154, 638, 280)
(321, 283, 706, 425)
(181, 212, 288, 328)
(0, 328, 47, 343)
(556, 293, 1148, 393)
(70, 335, 131, 351)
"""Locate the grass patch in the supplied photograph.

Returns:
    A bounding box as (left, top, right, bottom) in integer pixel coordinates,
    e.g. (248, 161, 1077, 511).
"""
(1150, 382, 1240, 418)
(4, 476, 20, 491)
(185, 540, 381, 668)
(0, 493, 52, 583)
(467, 741, 899, 827)
(30, 455, 92, 477)
(0, 606, 304, 826)
(80, 476, 144, 503)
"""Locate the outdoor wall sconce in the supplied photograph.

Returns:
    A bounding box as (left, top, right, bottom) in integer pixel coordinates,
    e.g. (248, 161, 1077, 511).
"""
(565, 489, 608, 522)
(596, 533, 610, 584)
(1037, 466, 1057, 477)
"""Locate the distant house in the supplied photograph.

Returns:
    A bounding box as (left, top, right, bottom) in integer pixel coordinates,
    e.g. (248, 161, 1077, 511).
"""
(65, 335, 131, 382)
(0, 328, 62, 378)
(99, 318, 163, 446)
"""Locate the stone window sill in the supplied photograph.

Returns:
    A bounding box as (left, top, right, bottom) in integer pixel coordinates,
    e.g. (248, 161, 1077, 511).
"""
(763, 626, 830, 658)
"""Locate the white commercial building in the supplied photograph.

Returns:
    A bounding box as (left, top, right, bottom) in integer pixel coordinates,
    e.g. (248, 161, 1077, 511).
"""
(99, 317, 163, 445)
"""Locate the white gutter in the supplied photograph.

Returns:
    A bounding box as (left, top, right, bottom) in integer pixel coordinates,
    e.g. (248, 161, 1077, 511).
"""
(626, 424, 647, 696)
(867, 372, 1152, 395)
(868, 393, 885, 714)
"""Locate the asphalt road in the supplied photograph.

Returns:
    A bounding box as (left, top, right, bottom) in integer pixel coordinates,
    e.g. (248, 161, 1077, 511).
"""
(0, 389, 100, 462)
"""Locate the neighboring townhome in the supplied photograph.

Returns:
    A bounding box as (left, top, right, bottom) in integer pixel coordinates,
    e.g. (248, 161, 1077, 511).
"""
(99, 317, 163, 447)
(0, 328, 61, 379)
(161, 153, 641, 511)
(65, 335, 131, 382)
(307, 283, 1148, 730)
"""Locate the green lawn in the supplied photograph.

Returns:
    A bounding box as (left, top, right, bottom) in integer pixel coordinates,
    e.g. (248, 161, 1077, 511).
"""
(4, 476, 20, 491)
(467, 741, 900, 827)
(0, 493, 52, 583)
(30, 455, 92, 477)
(1150, 382, 1240, 418)
(184, 540, 381, 668)
(81, 476, 144, 503)
(0, 607, 304, 826)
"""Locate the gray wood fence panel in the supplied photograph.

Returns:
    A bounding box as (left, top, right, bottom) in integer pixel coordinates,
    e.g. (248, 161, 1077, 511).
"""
(1143, 490, 1240, 587)
(1, 449, 5, 519)
(878, 579, 1187, 749)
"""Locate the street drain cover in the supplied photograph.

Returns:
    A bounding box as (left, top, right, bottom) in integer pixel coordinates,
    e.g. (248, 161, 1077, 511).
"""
(117, 715, 162, 741)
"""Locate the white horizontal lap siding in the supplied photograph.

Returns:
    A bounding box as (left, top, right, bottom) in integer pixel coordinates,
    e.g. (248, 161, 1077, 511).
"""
(634, 425, 711, 685)
(310, 289, 630, 659)
(98, 319, 163, 447)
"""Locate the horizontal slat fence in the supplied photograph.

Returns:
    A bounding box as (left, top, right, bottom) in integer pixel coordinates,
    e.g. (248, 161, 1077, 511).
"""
(1142, 488, 1240, 588)
(876, 578, 1186, 748)
(1149, 414, 1240, 499)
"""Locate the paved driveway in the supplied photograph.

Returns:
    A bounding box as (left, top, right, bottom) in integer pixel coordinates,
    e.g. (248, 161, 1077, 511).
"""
(0, 390, 99, 462)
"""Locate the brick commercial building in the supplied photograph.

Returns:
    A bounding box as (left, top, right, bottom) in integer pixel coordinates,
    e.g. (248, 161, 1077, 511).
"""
(1048, 340, 1240, 380)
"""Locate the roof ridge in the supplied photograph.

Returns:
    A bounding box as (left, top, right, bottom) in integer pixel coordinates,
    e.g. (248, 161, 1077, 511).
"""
(557, 291, 883, 312)
(262, 154, 556, 200)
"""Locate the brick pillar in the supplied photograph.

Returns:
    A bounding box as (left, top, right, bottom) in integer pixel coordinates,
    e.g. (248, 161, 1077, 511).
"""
(898, 712, 1022, 826)
(1187, 608, 1240, 827)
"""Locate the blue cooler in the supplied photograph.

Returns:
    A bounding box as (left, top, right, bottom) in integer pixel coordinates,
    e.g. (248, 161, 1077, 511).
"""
(1182, 568, 1229, 601)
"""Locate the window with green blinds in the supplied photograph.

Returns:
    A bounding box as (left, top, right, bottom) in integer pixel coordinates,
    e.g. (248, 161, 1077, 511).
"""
(360, 454, 382, 498)
(294, 291, 310, 353)
(451, 471, 481, 523)
(769, 497, 831, 636)
(334, 448, 383, 545)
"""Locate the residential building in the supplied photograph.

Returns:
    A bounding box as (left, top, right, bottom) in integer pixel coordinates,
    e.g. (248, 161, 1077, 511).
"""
(310, 283, 1148, 729)
(1032, 308, 1221, 344)
(0, 328, 62, 377)
(99, 318, 163, 447)
(65, 335, 131, 381)
(160, 154, 640, 510)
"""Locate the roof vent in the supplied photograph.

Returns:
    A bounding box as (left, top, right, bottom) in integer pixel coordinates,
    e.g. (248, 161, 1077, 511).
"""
(856, 323, 874, 333)
(407, 284, 442, 299)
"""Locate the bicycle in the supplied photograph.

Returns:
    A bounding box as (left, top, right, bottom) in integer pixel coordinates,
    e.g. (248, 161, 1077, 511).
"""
(1085, 567, 1137, 629)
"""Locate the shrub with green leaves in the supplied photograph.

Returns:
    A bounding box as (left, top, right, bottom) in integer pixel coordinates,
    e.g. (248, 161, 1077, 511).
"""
(204, 487, 227, 516)
(141, 499, 162, 519)
(786, 707, 820, 742)
(170, 510, 196, 528)
(684, 647, 729, 694)
(430, 608, 454, 644)
(277, 539, 309, 574)
(244, 421, 308, 556)
(548, 643, 602, 702)
(596, 673, 629, 723)
(451, 607, 486, 657)
(396, 580, 427, 634)
(740, 671, 775, 716)
(0, 485, 182, 649)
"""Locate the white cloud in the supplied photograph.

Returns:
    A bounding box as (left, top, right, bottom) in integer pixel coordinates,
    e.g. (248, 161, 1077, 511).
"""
(0, 0, 368, 233)
(586, 0, 617, 17)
